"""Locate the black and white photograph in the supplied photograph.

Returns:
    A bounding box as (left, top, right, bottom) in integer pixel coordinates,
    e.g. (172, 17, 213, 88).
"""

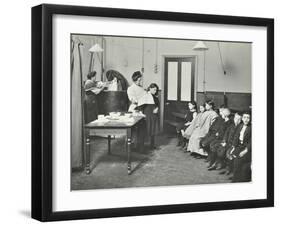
(71, 34, 252, 190)
(0, 0, 278, 224)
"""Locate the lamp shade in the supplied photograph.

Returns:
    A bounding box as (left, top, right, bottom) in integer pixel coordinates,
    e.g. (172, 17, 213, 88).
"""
(192, 41, 208, 51)
(89, 43, 104, 53)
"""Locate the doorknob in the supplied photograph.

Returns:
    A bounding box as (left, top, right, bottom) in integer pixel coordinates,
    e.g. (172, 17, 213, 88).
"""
(165, 102, 170, 105)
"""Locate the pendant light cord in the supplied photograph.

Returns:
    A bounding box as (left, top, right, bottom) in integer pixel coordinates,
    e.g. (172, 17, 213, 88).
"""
(217, 42, 226, 75)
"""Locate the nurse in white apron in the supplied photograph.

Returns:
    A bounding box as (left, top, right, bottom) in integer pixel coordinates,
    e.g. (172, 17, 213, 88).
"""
(126, 71, 154, 152)
(127, 71, 154, 112)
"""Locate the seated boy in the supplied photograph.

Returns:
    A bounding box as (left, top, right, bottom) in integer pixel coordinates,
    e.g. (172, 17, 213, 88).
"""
(208, 111, 242, 171)
(231, 111, 251, 182)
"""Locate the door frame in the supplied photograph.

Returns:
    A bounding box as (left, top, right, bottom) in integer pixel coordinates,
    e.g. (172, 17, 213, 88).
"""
(164, 56, 196, 103)
(159, 55, 197, 131)
(163, 56, 196, 127)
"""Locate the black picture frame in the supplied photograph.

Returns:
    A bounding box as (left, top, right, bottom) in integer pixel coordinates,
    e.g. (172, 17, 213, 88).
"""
(31, 3, 274, 222)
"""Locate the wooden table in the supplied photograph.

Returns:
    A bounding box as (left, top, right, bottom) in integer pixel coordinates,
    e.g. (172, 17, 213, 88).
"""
(84, 115, 145, 175)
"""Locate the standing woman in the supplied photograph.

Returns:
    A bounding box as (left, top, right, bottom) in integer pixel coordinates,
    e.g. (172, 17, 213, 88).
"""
(127, 71, 154, 112)
(84, 71, 106, 123)
(143, 83, 160, 149)
(127, 71, 153, 152)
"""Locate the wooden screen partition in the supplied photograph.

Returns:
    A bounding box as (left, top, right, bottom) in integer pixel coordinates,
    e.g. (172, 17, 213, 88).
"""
(97, 91, 129, 114)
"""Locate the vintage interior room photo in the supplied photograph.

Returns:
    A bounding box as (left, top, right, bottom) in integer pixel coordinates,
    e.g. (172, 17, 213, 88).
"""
(70, 34, 252, 190)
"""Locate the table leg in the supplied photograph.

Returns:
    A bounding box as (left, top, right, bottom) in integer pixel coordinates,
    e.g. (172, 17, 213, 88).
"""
(136, 120, 145, 152)
(127, 128, 132, 175)
(108, 135, 111, 154)
(85, 136, 91, 174)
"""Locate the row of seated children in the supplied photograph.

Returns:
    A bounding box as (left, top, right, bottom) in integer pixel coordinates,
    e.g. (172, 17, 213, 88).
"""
(179, 101, 252, 183)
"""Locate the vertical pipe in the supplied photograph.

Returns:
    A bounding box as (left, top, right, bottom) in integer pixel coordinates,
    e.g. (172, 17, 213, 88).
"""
(154, 39, 158, 74)
(203, 51, 206, 93)
(88, 52, 93, 73)
(101, 37, 105, 81)
(141, 38, 144, 74)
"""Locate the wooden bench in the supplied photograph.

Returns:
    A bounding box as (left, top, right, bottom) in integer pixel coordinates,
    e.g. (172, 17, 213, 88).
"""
(164, 112, 186, 130)
(171, 112, 186, 119)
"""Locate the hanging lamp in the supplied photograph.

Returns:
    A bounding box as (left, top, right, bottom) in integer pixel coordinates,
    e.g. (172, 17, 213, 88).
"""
(88, 43, 104, 73)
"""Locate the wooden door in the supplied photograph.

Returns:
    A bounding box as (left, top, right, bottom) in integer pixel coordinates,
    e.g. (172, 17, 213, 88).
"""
(164, 57, 195, 132)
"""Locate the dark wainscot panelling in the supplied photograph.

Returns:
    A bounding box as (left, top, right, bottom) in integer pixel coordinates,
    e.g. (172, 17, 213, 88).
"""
(196, 91, 251, 112)
(225, 92, 251, 112)
(197, 91, 225, 109)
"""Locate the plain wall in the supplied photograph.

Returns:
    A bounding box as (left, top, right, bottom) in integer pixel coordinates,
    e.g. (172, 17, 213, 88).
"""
(75, 35, 251, 93)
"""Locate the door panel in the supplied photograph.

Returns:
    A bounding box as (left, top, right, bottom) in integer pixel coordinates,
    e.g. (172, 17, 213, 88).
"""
(180, 62, 192, 101)
(167, 62, 178, 100)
